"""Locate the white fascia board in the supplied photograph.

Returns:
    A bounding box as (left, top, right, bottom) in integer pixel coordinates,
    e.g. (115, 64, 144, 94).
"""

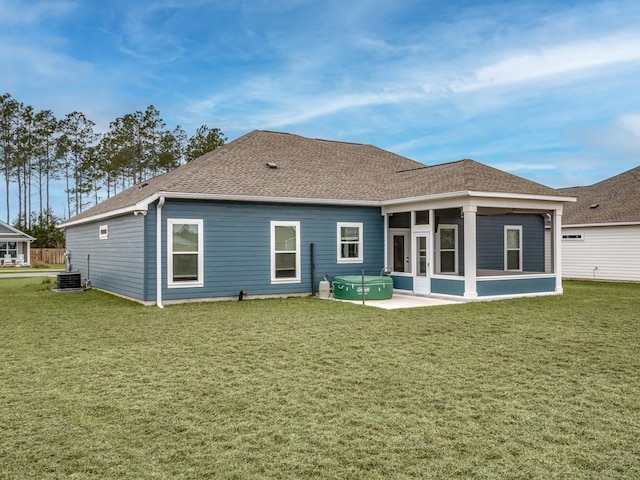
(563, 221, 640, 228)
(57, 199, 154, 228)
(381, 191, 469, 207)
(57, 192, 381, 228)
(382, 190, 575, 213)
(57, 189, 575, 229)
(158, 191, 380, 206)
(467, 191, 576, 203)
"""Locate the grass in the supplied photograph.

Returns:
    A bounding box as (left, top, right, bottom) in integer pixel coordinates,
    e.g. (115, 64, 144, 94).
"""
(0, 278, 638, 479)
(0, 263, 64, 274)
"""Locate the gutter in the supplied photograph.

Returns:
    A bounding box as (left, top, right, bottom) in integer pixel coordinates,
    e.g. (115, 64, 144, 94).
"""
(58, 190, 577, 230)
(156, 196, 165, 308)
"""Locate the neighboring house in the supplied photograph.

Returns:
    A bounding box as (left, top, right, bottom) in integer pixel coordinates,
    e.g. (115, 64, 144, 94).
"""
(58, 130, 574, 306)
(554, 166, 640, 282)
(0, 220, 34, 266)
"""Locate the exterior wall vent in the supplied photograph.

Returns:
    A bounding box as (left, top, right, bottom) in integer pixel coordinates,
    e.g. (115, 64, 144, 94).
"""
(266, 162, 278, 169)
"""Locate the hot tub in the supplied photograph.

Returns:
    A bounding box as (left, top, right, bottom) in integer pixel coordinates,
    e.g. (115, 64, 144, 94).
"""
(332, 275, 393, 300)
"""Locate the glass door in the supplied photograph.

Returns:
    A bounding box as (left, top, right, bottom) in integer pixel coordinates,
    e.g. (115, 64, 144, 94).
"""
(413, 233, 430, 294)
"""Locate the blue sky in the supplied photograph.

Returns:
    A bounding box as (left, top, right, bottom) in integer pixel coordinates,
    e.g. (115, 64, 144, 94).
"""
(2, 0, 640, 219)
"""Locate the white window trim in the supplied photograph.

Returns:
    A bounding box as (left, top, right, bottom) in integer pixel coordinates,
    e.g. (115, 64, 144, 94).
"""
(336, 222, 363, 264)
(504, 225, 523, 272)
(436, 224, 458, 274)
(167, 218, 204, 288)
(99, 225, 108, 240)
(271, 220, 301, 284)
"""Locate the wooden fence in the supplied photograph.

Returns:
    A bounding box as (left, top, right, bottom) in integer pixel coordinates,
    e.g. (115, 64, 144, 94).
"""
(31, 248, 66, 265)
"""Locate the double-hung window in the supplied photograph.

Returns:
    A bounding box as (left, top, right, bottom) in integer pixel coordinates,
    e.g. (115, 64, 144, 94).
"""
(168, 219, 203, 287)
(437, 225, 457, 274)
(337, 222, 363, 263)
(505, 226, 522, 271)
(271, 221, 300, 283)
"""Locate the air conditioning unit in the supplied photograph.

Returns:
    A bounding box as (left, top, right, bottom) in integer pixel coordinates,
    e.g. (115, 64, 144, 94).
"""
(57, 271, 82, 290)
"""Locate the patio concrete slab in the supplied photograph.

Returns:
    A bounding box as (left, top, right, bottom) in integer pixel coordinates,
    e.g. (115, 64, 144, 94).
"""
(330, 293, 462, 310)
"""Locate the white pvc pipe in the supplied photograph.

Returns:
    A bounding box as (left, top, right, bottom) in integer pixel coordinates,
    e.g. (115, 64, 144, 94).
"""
(156, 196, 165, 308)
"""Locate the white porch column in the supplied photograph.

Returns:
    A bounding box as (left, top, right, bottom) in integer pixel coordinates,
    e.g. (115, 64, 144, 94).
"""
(553, 209, 563, 294)
(463, 205, 478, 299)
(429, 209, 435, 276)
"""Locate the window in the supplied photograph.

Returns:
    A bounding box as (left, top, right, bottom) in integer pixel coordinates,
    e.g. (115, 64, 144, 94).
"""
(393, 234, 405, 272)
(271, 221, 300, 283)
(337, 222, 363, 263)
(99, 225, 108, 240)
(437, 225, 457, 274)
(0, 242, 17, 259)
(505, 226, 522, 271)
(416, 236, 427, 276)
(168, 219, 203, 288)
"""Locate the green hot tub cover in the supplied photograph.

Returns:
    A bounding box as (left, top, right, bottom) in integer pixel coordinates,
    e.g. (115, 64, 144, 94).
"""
(332, 275, 393, 301)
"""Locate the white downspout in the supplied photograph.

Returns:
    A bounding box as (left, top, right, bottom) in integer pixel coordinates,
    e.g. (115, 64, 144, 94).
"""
(156, 196, 165, 308)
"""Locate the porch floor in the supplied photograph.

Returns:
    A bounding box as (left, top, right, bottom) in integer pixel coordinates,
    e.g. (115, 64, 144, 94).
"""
(330, 293, 462, 310)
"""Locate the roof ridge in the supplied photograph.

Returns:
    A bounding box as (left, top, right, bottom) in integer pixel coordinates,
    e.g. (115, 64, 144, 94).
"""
(256, 129, 388, 149)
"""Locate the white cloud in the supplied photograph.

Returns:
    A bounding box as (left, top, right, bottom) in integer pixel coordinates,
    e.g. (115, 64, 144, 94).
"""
(0, 0, 77, 25)
(618, 113, 640, 137)
(454, 34, 640, 92)
(0, 42, 93, 85)
(499, 163, 557, 172)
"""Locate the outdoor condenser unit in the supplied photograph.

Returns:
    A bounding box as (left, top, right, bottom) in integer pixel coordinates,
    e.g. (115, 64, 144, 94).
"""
(57, 271, 82, 290)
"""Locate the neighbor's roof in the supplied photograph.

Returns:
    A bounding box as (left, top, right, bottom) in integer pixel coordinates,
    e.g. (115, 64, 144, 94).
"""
(61, 130, 569, 226)
(0, 219, 35, 240)
(559, 166, 640, 225)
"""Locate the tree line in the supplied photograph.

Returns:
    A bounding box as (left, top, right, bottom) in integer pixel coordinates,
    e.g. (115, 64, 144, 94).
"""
(1, 92, 226, 232)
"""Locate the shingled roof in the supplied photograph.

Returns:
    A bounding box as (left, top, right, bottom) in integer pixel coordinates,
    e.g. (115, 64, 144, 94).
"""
(559, 166, 640, 225)
(62, 130, 568, 225)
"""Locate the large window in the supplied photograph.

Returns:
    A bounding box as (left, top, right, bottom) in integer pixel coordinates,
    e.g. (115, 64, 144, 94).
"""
(0, 242, 17, 260)
(168, 219, 203, 288)
(505, 226, 522, 271)
(437, 225, 457, 274)
(271, 221, 300, 283)
(337, 222, 363, 263)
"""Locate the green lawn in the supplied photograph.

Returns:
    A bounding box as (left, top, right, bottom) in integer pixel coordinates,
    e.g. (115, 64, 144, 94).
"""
(1, 279, 638, 479)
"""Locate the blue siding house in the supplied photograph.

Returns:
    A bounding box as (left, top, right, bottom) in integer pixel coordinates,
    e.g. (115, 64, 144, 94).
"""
(60, 130, 574, 306)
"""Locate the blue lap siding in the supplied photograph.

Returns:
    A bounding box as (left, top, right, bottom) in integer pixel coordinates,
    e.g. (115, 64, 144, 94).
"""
(476, 214, 545, 272)
(64, 214, 146, 300)
(146, 200, 385, 302)
(477, 277, 556, 296)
